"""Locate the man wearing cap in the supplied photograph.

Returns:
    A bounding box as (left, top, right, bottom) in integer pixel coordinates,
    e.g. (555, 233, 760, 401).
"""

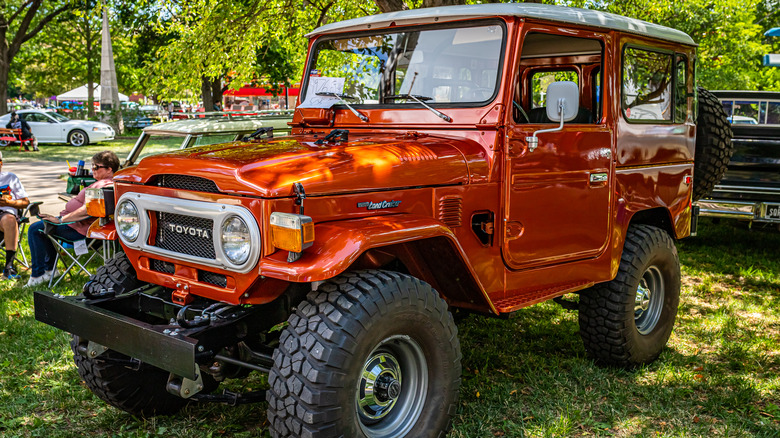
(0, 151, 30, 279)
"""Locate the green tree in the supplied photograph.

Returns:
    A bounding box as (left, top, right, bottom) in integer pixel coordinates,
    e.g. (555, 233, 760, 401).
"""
(0, 0, 72, 114)
(578, 0, 780, 90)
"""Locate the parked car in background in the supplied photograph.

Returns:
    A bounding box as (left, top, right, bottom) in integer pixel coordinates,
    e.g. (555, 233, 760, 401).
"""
(124, 110, 294, 166)
(0, 109, 115, 146)
(695, 90, 780, 228)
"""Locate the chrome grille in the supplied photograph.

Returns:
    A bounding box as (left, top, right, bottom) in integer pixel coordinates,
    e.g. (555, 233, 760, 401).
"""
(199, 271, 227, 288)
(151, 174, 220, 193)
(154, 212, 216, 259)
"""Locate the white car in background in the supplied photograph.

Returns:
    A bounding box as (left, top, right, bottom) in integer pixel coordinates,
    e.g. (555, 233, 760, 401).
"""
(0, 109, 115, 146)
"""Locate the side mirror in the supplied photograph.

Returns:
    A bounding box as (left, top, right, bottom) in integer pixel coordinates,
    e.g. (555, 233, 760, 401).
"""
(546, 81, 579, 122)
(526, 81, 580, 153)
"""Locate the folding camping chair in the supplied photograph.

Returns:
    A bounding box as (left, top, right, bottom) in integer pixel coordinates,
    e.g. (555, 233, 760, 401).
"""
(42, 219, 114, 288)
(0, 128, 34, 151)
(0, 201, 42, 269)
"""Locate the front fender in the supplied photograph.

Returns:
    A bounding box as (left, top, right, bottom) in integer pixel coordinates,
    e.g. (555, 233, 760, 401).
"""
(258, 214, 496, 314)
(259, 214, 453, 282)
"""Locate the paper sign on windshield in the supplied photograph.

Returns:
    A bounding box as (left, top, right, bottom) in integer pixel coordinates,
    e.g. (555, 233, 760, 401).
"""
(298, 77, 346, 109)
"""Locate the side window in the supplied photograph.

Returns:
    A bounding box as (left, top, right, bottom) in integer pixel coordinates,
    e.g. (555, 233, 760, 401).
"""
(622, 47, 673, 121)
(733, 101, 759, 124)
(674, 55, 687, 123)
(514, 32, 602, 124)
(721, 100, 734, 118)
(767, 102, 780, 125)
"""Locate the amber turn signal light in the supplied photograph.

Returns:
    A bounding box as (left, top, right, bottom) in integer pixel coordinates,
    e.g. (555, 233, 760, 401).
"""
(85, 188, 106, 218)
(270, 212, 314, 254)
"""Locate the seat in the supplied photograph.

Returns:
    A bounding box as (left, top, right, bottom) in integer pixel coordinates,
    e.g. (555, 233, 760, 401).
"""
(0, 201, 42, 269)
(42, 219, 115, 288)
(0, 128, 34, 151)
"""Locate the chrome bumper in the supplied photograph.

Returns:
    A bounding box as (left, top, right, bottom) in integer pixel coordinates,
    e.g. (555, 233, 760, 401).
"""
(695, 199, 780, 223)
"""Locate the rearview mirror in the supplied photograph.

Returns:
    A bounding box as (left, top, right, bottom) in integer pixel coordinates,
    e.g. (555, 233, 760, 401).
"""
(546, 81, 579, 122)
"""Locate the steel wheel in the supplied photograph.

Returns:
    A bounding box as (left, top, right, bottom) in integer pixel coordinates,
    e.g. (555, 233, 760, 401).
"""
(357, 335, 427, 437)
(634, 266, 665, 335)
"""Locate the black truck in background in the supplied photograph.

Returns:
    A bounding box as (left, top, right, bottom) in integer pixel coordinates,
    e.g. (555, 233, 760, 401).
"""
(696, 90, 780, 229)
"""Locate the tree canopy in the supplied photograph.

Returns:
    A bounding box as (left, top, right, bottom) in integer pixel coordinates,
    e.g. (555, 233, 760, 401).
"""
(5, 0, 780, 112)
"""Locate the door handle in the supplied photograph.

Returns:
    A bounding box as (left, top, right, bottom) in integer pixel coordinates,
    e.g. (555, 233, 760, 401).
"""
(589, 173, 608, 183)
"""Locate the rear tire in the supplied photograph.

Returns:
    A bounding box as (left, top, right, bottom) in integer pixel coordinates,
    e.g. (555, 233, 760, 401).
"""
(578, 225, 680, 367)
(266, 270, 461, 438)
(693, 87, 733, 201)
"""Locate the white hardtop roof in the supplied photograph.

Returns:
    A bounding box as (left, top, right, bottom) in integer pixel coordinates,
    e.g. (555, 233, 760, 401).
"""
(307, 3, 695, 46)
(143, 112, 293, 136)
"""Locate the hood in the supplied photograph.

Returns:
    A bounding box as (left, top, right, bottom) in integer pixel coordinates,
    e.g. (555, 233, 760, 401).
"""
(115, 133, 477, 197)
(63, 120, 111, 129)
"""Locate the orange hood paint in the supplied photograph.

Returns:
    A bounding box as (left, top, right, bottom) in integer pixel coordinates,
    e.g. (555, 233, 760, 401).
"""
(114, 134, 477, 197)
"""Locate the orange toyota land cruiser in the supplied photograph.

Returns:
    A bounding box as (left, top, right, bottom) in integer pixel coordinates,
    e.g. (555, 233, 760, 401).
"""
(35, 4, 731, 437)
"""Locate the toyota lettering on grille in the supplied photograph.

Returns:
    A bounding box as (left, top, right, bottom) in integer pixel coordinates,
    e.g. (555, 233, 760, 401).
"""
(167, 223, 211, 239)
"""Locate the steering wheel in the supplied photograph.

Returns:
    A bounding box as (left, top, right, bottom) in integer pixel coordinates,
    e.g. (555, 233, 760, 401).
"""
(513, 101, 530, 123)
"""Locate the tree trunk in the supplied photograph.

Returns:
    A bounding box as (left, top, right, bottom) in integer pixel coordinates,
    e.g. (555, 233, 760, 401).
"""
(201, 76, 213, 111)
(211, 79, 223, 111)
(85, 13, 95, 118)
(374, 0, 408, 13)
(0, 30, 9, 116)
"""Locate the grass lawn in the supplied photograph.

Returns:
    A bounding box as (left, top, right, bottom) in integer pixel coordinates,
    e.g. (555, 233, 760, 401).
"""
(0, 219, 778, 437)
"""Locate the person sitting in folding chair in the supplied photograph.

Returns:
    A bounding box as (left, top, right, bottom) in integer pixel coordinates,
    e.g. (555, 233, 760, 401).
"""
(0, 151, 31, 280)
(26, 151, 118, 287)
(6, 112, 38, 151)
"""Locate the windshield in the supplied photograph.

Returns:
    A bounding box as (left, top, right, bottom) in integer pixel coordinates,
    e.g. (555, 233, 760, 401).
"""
(303, 22, 504, 106)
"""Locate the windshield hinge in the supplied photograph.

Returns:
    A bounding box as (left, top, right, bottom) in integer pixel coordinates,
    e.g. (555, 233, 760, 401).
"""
(314, 129, 349, 145)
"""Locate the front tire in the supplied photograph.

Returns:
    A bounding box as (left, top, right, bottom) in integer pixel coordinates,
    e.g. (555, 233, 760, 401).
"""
(266, 270, 461, 438)
(70, 335, 188, 416)
(578, 225, 681, 367)
(68, 129, 89, 146)
(83, 252, 142, 297)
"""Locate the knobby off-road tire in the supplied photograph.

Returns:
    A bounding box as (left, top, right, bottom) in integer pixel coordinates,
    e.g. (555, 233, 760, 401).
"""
(70, 335, 188, 416)
(83, 252, 142, 297)
(266, 270, 461, 438)
(693, 87, 733, 201)
(73, 252, 189, 416)
(578, 225, 681, 367)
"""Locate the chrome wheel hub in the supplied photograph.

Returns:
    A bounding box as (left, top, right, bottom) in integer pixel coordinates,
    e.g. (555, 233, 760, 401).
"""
(359, 353, 402, 420)
(634, 266, 665, 334)
(357, 335, 427, 437)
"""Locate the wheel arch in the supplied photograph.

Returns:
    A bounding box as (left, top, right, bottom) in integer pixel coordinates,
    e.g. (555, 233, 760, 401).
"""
(67, 128, 89, 145)
(627, 207, 676, 240)
(258, 215, 496, 314)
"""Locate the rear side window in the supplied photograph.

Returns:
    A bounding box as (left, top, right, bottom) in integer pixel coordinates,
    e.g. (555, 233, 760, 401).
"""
(622, 47, 673, 121)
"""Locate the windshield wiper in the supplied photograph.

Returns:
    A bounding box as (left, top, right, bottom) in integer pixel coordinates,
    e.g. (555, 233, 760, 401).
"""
(316, 92, 369, 122)
(385, 94, 452, 122)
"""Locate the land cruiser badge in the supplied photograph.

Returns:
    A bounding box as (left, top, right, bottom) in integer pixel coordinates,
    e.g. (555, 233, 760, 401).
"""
(357, 200, 402, 210)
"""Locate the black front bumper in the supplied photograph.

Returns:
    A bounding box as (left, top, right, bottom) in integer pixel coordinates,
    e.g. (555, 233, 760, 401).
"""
(34, 291, 199, 379)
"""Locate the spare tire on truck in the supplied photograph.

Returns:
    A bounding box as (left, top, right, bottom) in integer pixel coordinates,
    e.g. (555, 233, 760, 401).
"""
(693, 87, 734, 201)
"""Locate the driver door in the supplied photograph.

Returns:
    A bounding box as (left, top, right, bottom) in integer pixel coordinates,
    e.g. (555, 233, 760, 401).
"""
(502, 30, 613, 271)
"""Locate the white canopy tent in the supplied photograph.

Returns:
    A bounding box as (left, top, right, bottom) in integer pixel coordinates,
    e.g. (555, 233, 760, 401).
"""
(56, 84, 129, 102)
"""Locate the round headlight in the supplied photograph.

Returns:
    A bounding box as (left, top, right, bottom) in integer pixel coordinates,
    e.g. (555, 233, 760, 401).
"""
(221, 215, 251, 265)
(116, 200, 140, 242)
